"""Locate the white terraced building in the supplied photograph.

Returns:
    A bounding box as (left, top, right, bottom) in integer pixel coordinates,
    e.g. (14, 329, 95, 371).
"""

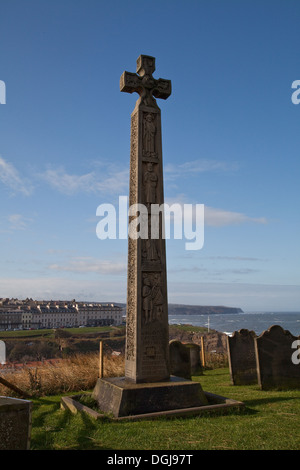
(0, 301, 124, 330)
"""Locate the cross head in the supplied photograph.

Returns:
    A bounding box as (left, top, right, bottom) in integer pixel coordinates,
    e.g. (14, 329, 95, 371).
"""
(120, 55, 171, 108)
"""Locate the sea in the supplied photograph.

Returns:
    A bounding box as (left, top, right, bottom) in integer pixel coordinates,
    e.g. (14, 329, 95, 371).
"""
(168, 311, 300, 337)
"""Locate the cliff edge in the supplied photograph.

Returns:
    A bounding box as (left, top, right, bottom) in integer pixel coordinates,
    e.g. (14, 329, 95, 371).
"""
(168, 304, 243, 315)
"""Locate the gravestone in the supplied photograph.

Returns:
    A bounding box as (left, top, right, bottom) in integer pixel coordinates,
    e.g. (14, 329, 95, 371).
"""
(227, 329, 257, 385)
(254, 325, 300, 390)
(185, 343, 203, 376)
(92, 55, 208, 417)
(0, 340, 5, 364)
(169, 340, 191, 379)
(0, 397, 32, 450)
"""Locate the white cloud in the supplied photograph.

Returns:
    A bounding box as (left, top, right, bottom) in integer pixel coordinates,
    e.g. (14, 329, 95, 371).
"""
(204, 206, 267, 227)
(0, 277, 126, 303)
(163, 161, 267, 227)
(165, 159, 238, 180)
(8, 214, 33, 230)
(164, 196, 267, 227)
(0, 157, 129, 197)
(48, 256, 126, 275)
(0, 156, 32, 196)
(41, 169, 95, 194)
(39, 165, 129, 196)
(207, 256, 267, 262)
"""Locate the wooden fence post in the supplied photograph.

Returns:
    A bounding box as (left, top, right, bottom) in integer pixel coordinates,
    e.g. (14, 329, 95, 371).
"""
(201, 336, 206, 368)
(99, 341, 103, 378)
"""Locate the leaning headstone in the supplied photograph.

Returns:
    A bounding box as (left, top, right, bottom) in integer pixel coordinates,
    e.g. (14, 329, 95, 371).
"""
(227, 329, 257, 385)
(169, 340, 191, 379)
(185, 343, 203, 376)
(0, 397, 32, 450)
(254, 325, 300, 390)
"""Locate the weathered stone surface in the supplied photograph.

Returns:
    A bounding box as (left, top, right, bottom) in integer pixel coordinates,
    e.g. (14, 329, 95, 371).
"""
(227, 329, 257, 385)
(255, 325, 300, 390)
(92, 55, 229, 418)
(185, 343, 203, 376)
(169, 340, 191, 379)
(169, 341, 202, 378)
(121, 55, 171, 384)
(92, 376, 208, 418)
(0, 397, 32, 450)
(64, 390, 245, 420)
(169, 328, 228, 354)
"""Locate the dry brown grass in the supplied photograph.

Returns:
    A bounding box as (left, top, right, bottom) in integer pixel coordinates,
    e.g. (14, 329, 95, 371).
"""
(0, 349, 228, 398)
(204, 352, 228, 369)
(0, 353, 125, 397)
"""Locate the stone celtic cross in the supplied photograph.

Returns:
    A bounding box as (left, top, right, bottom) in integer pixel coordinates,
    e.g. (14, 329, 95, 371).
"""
(120, 55, 171, 108)
(92, 56, 208, 417)
(121, 55, 171, 383)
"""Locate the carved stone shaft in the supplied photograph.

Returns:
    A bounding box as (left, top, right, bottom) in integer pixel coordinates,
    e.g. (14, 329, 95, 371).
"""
(121, 56, 171, 383)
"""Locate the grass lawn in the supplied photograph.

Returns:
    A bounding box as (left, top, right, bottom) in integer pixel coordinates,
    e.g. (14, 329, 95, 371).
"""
(169, 324, 208, 334)
(0, 325, 124, 339)
(30, 368, 300, 450)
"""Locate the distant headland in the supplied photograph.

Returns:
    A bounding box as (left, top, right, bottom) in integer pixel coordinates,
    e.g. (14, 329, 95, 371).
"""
(113, 302, 244, 315)
(168, 304, 244, 315)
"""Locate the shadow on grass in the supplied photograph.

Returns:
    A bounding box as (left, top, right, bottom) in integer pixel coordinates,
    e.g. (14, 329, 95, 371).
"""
(243, 395, 300, 408)
(201, 370, 229, 376)
(31, 397, 76, 449)
(31, 396, 112, 450)
(74, 409, 112, 450)
(31, 398, 59, 428)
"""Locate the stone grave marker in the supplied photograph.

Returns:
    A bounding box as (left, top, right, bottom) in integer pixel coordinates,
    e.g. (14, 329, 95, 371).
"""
(227, 329, 258, 385)
(254, 325, 300, 390)
(185, 343, 203, 376)
(169, 340, 191, 379)
(0, 396, 32, 450)
(0, 340, 5, 365)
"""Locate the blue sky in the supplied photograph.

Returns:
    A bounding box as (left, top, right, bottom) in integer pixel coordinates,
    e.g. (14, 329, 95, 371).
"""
(0, 0, 299, 311)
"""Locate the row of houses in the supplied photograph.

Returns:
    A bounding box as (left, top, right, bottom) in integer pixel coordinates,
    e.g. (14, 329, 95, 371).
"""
(0, 300, 125, 330)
